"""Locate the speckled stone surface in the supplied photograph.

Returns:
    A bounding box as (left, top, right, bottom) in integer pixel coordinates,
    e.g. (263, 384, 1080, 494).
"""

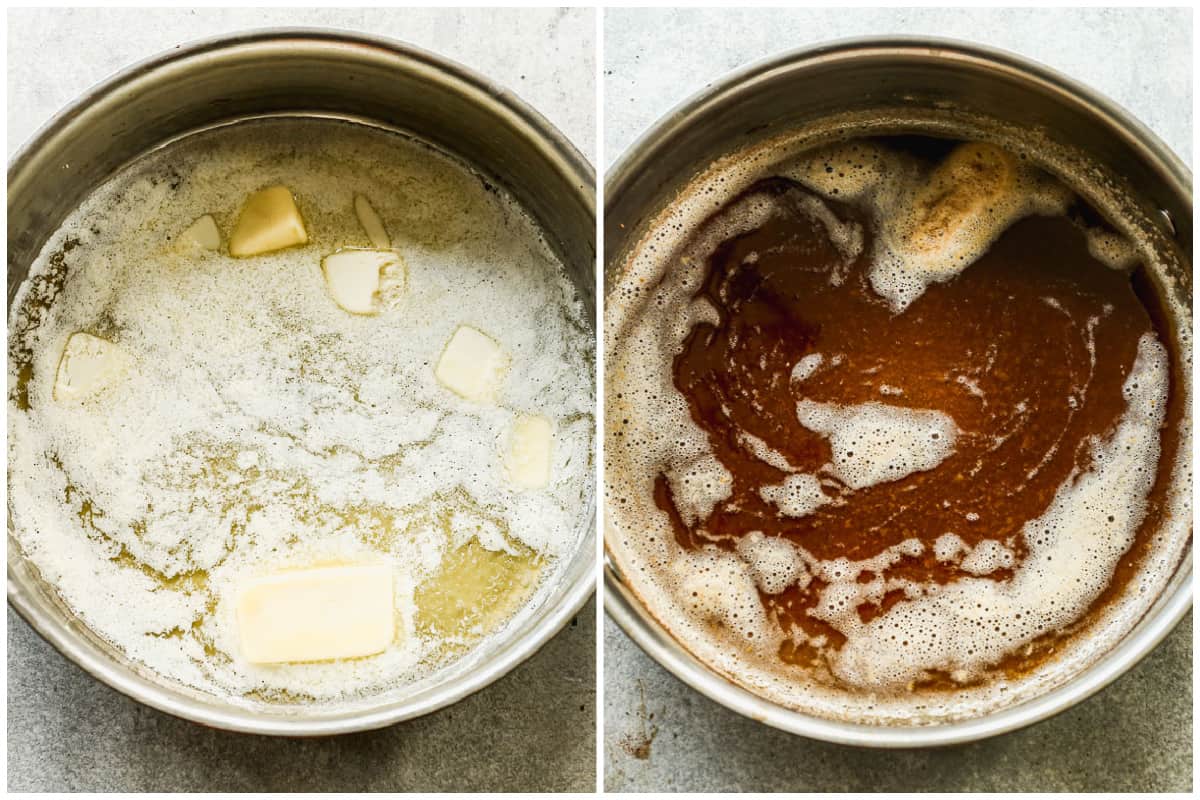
(7, 7, 595, 162)
(7, 7, 596, 793)
(604, 7, 1191, 168)
(603, 7, 1192, 793)
(10, 604, 595, 793)
(604, 613, 1190, 793)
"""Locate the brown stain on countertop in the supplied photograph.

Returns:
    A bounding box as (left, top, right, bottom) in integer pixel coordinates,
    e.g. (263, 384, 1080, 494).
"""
(617, 681, 659, 760)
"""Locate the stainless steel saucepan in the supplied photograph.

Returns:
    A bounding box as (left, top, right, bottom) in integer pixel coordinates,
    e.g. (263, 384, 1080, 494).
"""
(8, 29, 595, 736)
(604, 36, 1191, 748)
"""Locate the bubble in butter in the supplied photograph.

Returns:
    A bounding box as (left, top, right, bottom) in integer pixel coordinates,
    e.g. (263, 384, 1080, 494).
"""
(236, 564, 395, 664)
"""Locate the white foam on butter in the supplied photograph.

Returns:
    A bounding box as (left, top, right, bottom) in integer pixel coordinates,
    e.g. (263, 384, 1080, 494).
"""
(803, 537, 926, 637)
(808, 537, 926, 585)
(607, 190, 780, 536)
(831, 334, 1169, 689)
(665, 452, 732, 526)
(791, 353, 825, 382)
(737, 531, 810, 595)
(791, 194, 864, 284)
(934, 532, 968, 562)
(959, 539, 1016, 576)
(671, 546, 780, 649)
(8, 119, 593, 704)
(797, 399, 958, 490)
(604, 121, 1191, 725)
(760, 473, 829, 518)
(738, 431, 795, 472)
(784, 141, 1073, 311)
(1085, 225, 1140, 270)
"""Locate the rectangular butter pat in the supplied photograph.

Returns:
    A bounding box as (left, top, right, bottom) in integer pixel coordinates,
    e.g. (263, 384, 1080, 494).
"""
(53, 332, 127, 403)
(236, 564, 395, 664)
(435, 325, 510, 404)
(504, 414, 553, 489)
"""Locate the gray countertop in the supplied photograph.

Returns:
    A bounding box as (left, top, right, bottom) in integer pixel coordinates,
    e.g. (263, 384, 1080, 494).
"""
(603, 7, 1192, 793)
(10, 603, 595, 793)
(604, 613, 1191, 793)
(603, 7, 1191, 167)
(7, 7, 595, 163)
(7, 8, 596, 793)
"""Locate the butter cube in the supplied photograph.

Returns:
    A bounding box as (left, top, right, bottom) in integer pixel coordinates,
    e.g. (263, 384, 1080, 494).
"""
(229, 186, 308, 257)
(322, 249, 404, 315)
(354, 195, 391, 249)
(177, 214, 221, 251)
(435, 325, 510, 404)
(53, 332, 127, 403)
(236, 564, 395, 664)
(504, 414, 554, 489)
